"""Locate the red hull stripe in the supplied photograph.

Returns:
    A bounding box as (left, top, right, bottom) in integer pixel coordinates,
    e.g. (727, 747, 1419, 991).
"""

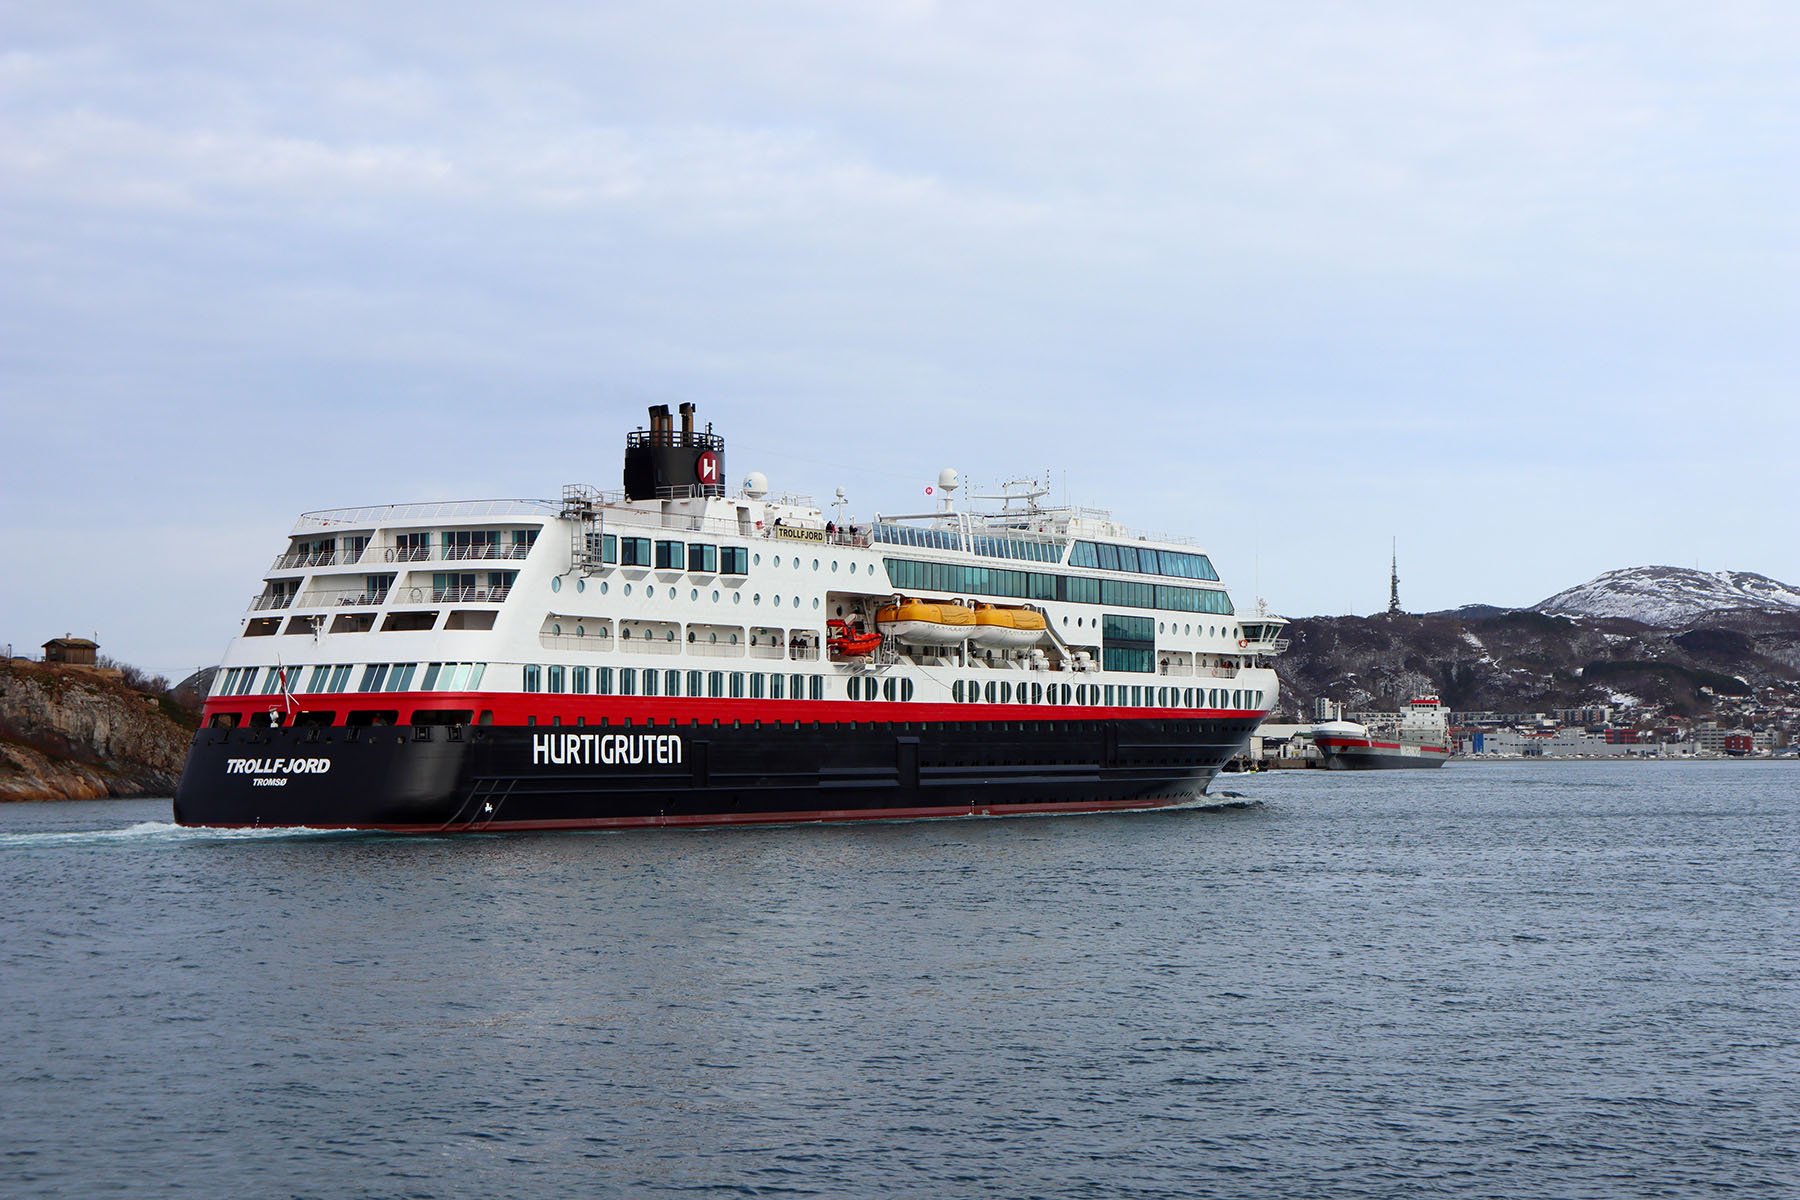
(192, 794, 1205, 833)
(1317, 737, 1449, 754)
(203, 691, 1266, 726)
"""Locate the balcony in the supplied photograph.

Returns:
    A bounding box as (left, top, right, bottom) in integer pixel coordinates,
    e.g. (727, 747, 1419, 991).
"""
(295, 587, 391, 608)
(250, 593, 295, 611)
(379, 542, 534, 563)
(271, 546, 369, 571)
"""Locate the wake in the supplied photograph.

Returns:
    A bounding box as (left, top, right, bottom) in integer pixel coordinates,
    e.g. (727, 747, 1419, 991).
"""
(0, 820, 359, 850)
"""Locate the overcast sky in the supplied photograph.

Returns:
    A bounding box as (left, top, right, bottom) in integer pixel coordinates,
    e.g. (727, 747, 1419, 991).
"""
(4, 2, 1797, 679)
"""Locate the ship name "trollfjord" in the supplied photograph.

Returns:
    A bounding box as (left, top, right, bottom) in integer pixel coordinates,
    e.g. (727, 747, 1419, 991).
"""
(532, 732, 683, 766)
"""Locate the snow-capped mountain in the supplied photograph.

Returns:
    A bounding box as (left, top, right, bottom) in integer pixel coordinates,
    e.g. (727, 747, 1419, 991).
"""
(1534, 567, 1800, 626)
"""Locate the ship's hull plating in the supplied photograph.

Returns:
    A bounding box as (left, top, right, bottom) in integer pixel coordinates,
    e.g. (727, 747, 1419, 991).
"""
(1316, 737, 1449, 770)
(174, 716, 1262, 832)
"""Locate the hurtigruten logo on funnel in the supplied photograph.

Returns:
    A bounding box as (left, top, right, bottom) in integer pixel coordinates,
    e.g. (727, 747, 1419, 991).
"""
(533, 732, 684, 766)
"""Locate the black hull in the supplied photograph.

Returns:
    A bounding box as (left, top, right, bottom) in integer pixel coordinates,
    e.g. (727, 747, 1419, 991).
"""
(1321, 748, 1448, 770)
(173, 717, 1261, 832)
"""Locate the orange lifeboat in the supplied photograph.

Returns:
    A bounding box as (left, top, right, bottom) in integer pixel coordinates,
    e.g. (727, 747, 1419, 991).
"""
(875, 597, 975, 645)
(969, 604, 1048, 649)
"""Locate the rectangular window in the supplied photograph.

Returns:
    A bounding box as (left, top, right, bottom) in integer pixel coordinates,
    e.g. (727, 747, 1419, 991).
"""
(790, 673, 804, 701)
(687, 670, 703, 698)
(654, 540, 683, 569)
(720, 546, 749, 575)
(389, 664, 418, 691)
(360, 664, 387, 692)
(750, 673, 765, 699)
(598, 667, 614, 695)
(422, 663, 443, 690)
(1096, 543, 1121, 571)
(730, 672, 745, 698)
(328, 665, 352, 693)
(687, 543, 717, 573)
(572, 666, 589, 695)
(547, 665, 565, 693)
(522, 664, 541, 693)
(809, 676, 823, 700)
(619, 537, 652, 567)
(709, 671, 725, 698)
(1116, 545, 1141, 573)
(306, 665, 331, 691)
(770, 674, 784, 700)
(642, 669, 659, 697)
(602, 534, 618, 564)
(619, 668, 636, 696)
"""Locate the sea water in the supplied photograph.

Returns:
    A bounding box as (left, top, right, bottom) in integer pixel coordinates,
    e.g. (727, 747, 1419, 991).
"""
(2, 760, 1795, 1198)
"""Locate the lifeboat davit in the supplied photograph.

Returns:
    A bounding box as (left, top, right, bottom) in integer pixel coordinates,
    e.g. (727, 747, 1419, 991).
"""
(969, 604, 1048, 648)
(826, 618, 883, 657)
(875, 597, 975, 645)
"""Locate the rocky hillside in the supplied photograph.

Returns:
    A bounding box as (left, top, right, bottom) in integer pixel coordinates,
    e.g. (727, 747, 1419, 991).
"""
(1534, 566, 1800, 626)
(0, 661, 198, 801)
(1272, 608, 1800, 720)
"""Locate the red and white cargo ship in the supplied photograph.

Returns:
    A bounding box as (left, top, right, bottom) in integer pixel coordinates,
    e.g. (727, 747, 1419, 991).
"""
(1310, 696, 1451, 770)
(176, 404, 1287, 832)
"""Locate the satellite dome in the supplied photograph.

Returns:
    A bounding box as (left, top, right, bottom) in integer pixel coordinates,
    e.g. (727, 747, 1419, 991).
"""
(741, 471, 769, 499)
(937, 467, 960, 493)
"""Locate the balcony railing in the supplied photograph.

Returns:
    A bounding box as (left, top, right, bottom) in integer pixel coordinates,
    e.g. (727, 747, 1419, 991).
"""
(293, 498, 558, 532)
(295, 587, 391, 608)
(271, 546, 369, 571)
(250, 593, 296, 611)
(539, 634, 615, 652)
(381, 542, 534, 564)
(380, 585, 512, 605)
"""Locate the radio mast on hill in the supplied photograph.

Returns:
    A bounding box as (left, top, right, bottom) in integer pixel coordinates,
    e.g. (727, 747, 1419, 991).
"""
(1388, 539, 1402, 616)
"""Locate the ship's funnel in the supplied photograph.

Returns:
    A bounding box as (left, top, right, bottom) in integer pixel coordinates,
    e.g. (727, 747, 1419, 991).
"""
(623, 403, 726, 501)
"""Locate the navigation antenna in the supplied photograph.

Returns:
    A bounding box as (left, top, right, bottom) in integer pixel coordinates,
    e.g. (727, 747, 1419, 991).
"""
(562, 484, 605, 576)
(973, 475, 1052, 519)
(1388, 538, 1402, 616)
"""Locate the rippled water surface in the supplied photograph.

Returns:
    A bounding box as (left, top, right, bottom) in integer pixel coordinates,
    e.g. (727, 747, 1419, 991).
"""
(3, 761, 1797, 1198)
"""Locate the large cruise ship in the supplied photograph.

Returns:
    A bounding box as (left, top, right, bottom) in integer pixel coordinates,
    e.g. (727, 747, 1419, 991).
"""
(175, 404, 1287, 831)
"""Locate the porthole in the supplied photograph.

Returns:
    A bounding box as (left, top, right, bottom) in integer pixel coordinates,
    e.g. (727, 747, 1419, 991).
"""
(712, 590, 720, 602)
(552, 623, 562, 635)
(576, 625, 584, 637)
(551, 577, 561, 593)
(811, 597, 819, 609)
(729, 634, 739, 645)
(691, 588, 699, 601)
(624, 584, 633, 597)
(774, 556, 782, 567)
(753, 553, 761, 566)
(774, 595, 783, 607)
(812, 559, 819, 570)
(622, 628, 632, 639)
(831, 561, 838, 572)
(666, 630, 676, 642)
(600, 581, 609, 595)
(733, 592, 741, 604)
(576, 579, 585, 593)
(1158, 622, 1165, 634)
(709, 633, 718, 644)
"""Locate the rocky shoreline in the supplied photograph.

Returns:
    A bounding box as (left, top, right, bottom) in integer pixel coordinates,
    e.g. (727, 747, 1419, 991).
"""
(0, 661, 195, 801)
